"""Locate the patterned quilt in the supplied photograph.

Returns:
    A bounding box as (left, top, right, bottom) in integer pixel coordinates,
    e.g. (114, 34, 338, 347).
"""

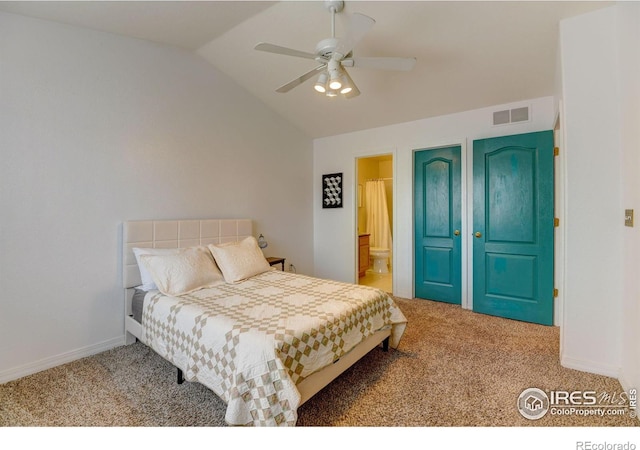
(141, 270, 407, 426)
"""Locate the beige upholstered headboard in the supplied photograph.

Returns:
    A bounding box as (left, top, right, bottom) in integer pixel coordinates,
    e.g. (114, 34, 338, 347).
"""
(122, 219, 253, 289)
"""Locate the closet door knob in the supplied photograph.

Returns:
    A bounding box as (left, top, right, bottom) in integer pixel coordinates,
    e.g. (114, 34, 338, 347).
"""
(454, 230, 460, 236)
(474, 232, 482, 238)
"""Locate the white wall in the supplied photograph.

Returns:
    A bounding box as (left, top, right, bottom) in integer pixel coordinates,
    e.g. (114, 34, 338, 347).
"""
(0, 12, 313, 382)
(559, 4, 637, 380)
(313, 96, 555, 301)
(617, 1, 640, 395)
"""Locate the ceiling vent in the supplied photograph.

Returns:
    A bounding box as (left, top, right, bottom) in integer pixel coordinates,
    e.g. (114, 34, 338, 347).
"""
(493, 106, 530, 126)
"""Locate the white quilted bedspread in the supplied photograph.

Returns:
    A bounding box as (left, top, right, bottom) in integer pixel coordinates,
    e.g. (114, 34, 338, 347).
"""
(141, 270, 407, 426)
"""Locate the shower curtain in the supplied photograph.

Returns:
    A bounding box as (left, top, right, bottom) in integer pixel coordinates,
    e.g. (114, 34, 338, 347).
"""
(365, 180, 392, 250)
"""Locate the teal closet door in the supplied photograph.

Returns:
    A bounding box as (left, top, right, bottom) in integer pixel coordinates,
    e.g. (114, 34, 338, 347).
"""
(414, 146, 462, 304)
(472, 131, 554, 325)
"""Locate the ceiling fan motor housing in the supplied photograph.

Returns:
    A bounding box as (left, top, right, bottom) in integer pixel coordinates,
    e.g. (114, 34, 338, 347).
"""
(315, 38, 338, 59)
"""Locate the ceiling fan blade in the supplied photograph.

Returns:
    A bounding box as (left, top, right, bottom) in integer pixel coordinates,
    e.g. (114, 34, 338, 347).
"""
(275, 65, 327, 93)
(344, 56, 417, 71)
(255, 42, 317, 60)
(342, 69, 360, 99)
(333, 13, 375, 60)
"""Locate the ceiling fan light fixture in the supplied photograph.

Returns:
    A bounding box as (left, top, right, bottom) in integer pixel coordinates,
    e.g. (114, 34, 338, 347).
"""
(340, 85, 352, 95)
(329, 78, 342, 90)
(339, 74, 352, 94)
(314, 72, 328, 93)
(327, 58, 343, 90)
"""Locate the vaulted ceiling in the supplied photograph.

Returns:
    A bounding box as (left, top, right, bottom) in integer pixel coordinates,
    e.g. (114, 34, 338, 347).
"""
(0, 1, 611, 138)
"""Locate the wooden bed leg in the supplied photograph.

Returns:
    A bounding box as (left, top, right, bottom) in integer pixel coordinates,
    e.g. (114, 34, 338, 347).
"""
(382, 337, 389, 352)
(177, 368, 184, 384)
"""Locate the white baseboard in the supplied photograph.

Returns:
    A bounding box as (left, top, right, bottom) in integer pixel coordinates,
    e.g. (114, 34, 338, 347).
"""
(618, 373, 633, 394)
(395, 289, 412, 300)
(0, 336, 124, 384)
(561, 353, 620, 379)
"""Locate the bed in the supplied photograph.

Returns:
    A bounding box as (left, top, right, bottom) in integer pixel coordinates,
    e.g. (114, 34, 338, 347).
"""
(122, 219, 407, 426)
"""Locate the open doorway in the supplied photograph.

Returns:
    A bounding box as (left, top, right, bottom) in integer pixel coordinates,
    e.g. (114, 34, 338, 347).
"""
(356, 154, 393, 294)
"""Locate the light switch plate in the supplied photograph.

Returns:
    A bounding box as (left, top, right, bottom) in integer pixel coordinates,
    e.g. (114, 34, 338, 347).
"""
(625, 209, 634, 227)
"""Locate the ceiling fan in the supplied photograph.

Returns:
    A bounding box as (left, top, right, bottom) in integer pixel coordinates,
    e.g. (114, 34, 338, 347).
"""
(254, 0, 417, 99)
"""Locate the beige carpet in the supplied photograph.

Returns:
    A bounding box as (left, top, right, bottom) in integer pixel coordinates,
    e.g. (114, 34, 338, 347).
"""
(0, 297, 637, 427)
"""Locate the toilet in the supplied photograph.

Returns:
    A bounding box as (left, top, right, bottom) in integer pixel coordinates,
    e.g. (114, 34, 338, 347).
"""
(369, 247, 390, 274)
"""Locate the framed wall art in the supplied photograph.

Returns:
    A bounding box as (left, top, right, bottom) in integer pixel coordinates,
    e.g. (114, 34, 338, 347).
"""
(322, 173, 343, 208)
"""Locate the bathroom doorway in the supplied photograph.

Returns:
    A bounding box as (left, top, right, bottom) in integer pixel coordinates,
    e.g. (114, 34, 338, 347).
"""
(356, 154, 393, 294)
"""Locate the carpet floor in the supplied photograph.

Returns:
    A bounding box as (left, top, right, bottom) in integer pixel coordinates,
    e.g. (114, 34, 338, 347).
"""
(0, 297, 637, 428)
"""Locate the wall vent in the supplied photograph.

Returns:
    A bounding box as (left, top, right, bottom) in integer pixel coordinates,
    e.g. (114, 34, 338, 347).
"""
(493, 106, 530, 126)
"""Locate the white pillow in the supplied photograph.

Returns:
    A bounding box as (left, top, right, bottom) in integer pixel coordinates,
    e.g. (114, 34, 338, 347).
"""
(139, 246, 224, 296)
(208, 236, 271, 284)
(133, 247, 182, 291)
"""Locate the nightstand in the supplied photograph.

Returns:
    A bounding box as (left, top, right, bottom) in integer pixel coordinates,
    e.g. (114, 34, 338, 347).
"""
(266, 257, 286, 271)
